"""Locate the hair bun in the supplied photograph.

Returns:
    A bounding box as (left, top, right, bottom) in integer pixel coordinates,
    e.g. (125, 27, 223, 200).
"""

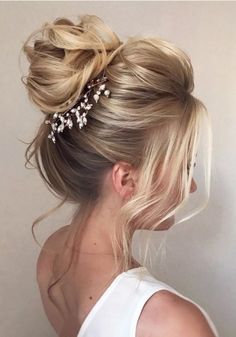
(21, 15, 122, 115)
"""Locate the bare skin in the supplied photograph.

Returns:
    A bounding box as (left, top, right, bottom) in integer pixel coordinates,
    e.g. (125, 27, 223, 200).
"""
(36, 161, 215, 337)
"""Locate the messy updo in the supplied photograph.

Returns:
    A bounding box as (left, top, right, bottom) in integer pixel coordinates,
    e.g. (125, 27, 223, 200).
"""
(21, 14, 211, 316)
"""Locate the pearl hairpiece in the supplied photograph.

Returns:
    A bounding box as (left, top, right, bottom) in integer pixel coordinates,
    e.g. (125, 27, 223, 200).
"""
(45, 70, 111, 143)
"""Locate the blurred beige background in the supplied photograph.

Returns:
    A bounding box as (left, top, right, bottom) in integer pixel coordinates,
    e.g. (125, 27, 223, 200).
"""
(1, 1, 236, 337)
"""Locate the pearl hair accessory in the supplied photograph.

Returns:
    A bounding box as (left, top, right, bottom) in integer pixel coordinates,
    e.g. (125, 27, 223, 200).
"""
(45, 70, 111, 143)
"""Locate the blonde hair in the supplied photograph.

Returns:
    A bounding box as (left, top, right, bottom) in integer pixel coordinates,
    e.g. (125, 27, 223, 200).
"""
(20, 14, 211, 317)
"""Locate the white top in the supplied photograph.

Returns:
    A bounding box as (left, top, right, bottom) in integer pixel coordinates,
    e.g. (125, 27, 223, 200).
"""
(77, 266, 219, 337)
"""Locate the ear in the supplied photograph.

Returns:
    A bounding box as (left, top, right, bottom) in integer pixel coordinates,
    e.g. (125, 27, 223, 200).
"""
(112, 161, 138, 200)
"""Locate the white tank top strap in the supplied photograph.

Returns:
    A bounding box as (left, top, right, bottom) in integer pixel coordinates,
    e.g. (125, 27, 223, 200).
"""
(77, 266, 219, 337)
(127, 268, 219, 337)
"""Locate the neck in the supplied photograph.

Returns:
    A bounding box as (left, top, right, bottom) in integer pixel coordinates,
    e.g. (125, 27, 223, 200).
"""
(67, 210, 141, 270)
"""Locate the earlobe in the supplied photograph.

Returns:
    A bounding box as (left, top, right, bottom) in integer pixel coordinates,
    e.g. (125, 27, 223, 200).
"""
(122, 176, 135, 199)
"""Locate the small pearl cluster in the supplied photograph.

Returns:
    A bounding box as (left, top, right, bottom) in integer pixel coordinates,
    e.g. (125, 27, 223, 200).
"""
(45, 71, 111, 143)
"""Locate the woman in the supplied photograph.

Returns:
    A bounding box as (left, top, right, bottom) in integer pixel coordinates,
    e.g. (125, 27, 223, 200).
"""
(21, 14, 219, 337)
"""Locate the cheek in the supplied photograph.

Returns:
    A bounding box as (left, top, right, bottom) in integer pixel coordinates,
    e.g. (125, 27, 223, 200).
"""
(190, 179, 197, 193)
(155, 215, 175, 230)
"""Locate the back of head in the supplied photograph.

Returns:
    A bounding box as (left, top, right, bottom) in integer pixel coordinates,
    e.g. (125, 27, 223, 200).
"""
(21, 14, 209, 271)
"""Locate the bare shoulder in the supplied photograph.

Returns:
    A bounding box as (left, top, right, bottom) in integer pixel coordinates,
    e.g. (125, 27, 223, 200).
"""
(36, 224, 71, 285)
(136, 289, 216, 337)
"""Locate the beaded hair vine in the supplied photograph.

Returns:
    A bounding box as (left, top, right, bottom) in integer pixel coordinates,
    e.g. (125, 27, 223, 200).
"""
(45, 70, 111, 143)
